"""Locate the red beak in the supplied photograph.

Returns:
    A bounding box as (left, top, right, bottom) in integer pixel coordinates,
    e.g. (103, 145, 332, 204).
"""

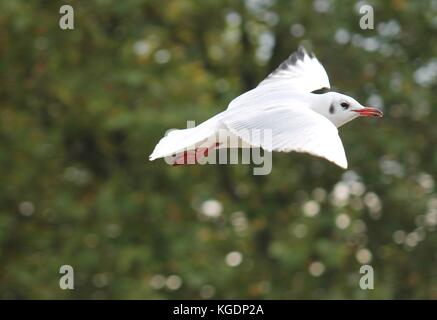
(353, 107, 383, 118)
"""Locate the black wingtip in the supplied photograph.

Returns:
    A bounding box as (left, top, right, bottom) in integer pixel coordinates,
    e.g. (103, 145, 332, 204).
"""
(311, 87, 330, 94)
(261, 46, 318, 84)
(298, 45, 317, 59)
(285, 46, 307, 66)
(297, 46, 306, 59)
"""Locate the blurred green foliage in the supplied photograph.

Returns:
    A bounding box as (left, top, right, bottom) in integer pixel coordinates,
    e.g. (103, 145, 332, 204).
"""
(0, 0, 437, 299)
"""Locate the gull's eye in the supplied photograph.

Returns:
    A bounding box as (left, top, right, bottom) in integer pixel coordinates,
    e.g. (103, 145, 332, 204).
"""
(341, 102, 350, 109)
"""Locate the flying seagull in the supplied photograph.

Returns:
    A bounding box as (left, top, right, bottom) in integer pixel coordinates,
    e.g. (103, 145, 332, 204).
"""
(150, 46, 383, 169)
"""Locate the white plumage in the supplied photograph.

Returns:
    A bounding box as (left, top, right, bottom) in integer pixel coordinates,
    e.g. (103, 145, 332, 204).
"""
(150, 46, 383, 169)
(256, 46, 330, 92)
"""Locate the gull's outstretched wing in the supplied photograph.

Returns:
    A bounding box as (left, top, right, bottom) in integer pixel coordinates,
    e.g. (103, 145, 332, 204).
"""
(223, 104, 347, 169)
(258, 46, 331, 93)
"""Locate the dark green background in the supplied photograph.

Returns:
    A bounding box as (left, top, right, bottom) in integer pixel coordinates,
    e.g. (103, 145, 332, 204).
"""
(1, 0, 436, 299)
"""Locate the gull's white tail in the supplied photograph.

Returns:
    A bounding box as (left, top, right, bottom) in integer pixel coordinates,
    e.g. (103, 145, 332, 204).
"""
(149, 114, 224, 163)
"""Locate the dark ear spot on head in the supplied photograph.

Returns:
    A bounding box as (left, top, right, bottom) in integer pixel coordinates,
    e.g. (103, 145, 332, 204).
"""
(329, 104, 335, 114)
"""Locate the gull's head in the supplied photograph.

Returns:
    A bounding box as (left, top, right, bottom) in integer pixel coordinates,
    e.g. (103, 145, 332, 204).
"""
(319, 92, 383, 127)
